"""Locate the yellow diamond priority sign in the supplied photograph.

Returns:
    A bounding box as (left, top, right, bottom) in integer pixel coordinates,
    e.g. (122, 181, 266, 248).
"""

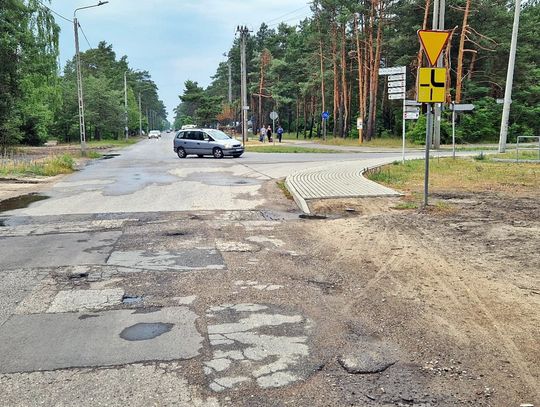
(417, 68, 446, 103)
(418, 30, 451, 67)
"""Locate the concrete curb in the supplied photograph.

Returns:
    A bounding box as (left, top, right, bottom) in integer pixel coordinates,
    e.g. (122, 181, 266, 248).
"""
(285, 177, 311, 214)
(285, 160, 403, 214)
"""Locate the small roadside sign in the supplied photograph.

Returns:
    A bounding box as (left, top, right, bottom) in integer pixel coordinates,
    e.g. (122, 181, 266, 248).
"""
(404, 112, 420, 120)
(388, 74, 405, 82)
(389, 93, 405, 100)
(417, 67, 446, 103)
(379, 66, 406, 76)
(388, 80, 405, 88)
(450, 103, 475, 112)
(322, 111, 330, 120)
(405, 106, 420, 113)
(388, 87, 405, 94)
(418, 30, 451, 66)
(356, 117, 363, 129)
(269, 111, 278, 120)
(405, 100, 421, 106)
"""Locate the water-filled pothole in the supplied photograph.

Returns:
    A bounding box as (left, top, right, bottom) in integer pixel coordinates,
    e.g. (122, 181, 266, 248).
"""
(0, 193, 49, 213)
(122, 294, 143, 305)
(119, 322, 173, 341)
(102, 153, 120, 160)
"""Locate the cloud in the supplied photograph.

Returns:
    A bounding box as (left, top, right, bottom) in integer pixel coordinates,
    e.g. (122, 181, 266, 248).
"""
(51, 0, 311, 121)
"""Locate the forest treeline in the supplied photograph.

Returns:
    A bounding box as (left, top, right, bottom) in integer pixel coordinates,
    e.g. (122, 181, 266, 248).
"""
(0, 0, 167, 151)
(174, 0, 539, 144)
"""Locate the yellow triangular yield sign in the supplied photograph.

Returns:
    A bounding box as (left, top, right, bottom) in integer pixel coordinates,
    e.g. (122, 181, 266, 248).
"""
(418, 30, 451, 66)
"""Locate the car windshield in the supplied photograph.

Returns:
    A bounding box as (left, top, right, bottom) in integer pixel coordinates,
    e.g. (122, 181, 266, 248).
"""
(206, 129, 232, 141)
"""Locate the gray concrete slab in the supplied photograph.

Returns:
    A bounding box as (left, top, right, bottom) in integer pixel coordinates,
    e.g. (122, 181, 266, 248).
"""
(106, 248, 225, 271)
(0, 269, 46, 327)
(0, 231, 121, 270)
(0, 306, 202, 373)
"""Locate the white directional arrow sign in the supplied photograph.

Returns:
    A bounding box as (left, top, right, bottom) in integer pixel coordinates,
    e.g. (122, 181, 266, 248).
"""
(389, 93, 405, 100)
(388, 80, 405, 88)
(388, 74, 405, 81)
(379, 66, 406, 75)
(450, 103, 475, 112)
(388, 87, 405, 94)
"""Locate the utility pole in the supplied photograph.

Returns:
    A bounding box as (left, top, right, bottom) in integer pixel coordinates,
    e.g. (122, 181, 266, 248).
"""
(73, 2, 108, 155)
(138, 92, 142, 137)
(124, 71, 128, 140)
(499, 0, 522, 153)
(237, 25, 250, 145)
(432, 0, 445, 149)
(73, 17, 86, 154)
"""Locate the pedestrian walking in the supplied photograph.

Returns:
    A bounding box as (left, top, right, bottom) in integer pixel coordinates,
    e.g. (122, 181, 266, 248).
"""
(259, 126, 265, 142)
(266, 125, 273, 142)
(277, 125, 284, 143)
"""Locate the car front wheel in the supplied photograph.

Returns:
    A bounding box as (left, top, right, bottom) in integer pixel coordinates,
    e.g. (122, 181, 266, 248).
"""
(213, 148, 224, 159)
(177, 147, 187, 158)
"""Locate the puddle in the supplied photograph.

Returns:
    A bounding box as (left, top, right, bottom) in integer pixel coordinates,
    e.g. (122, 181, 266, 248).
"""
(0, 218, 6, 227)
(102, 154, 120, 160)
(120, 322, 173, 341)
(0, 193, 49, 213)
(163, 231, 188, 237)
(122, 295, 144, 305)
(299, 214, 327, 220)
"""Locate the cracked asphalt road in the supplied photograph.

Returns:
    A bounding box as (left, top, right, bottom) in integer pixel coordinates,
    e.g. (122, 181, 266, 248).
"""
(0, 135, 537, 406)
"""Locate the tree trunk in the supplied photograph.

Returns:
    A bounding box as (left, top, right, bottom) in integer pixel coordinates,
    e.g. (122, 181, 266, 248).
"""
(332, 21, 340, 137)
(366, 0, 384, 141)
(456, 0, 471, 103)
(341, 24, 348, 137)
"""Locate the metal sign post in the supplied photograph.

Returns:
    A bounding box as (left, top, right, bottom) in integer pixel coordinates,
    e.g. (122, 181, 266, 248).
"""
(380, 66, 407, 162)
(321, 111, 329, 141)
(452, 102, 456, 159)
(417, 30, 451, 207)
(449, 103, 474, 159)
(270, 111, 278, 145)
(424, 103, 433, 207)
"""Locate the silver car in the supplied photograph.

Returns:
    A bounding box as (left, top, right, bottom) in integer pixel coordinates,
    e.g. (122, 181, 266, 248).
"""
(173, 128, 244, 159)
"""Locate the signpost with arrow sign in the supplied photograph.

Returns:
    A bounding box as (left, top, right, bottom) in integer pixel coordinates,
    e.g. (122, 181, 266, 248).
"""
(379, 66, 407, 162)
(450, 103, 475, 159)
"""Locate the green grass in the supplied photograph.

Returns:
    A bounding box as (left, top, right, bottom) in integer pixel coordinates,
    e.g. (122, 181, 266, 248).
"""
(366, 157, 539, 198)
(245, 144, 342, 153)
(276, 180, 293, 200)
(0, 154, 75, 177)
(58, 138, 140, 149)
(280, 133, 416, 149)
(489, 149, 540, 161)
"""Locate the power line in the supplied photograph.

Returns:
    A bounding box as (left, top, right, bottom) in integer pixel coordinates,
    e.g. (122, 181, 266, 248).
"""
(36, 0, 73, 23)
(266, 11, 311, 28)
(78, 22, 93, 49)
(265, 4, 310, 25)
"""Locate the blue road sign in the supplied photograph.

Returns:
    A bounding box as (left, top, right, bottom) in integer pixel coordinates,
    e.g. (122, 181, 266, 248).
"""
(322, 111, 330, 120)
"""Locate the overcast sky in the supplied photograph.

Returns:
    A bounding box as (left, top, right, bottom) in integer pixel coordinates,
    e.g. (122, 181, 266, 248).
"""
(49, 0, 312, 122)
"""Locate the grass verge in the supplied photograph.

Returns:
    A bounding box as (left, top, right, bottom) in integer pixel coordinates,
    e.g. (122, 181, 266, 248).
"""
(0, 154, 75, 177)
(276, 180, 293, 200)
(246, 144, 342, 153)
(489, 150, 540, 161)
(366, 157, 539, 199)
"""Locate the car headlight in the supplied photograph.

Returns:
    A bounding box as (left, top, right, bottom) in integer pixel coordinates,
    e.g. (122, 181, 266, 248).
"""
(224, 143, 233, 149)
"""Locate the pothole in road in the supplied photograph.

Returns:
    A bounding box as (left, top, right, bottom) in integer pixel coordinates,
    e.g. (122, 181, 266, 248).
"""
(0, 193, 49, 213)
(120, 322, 174, 341)
(163, 231, 189, 237)
(101, 153, 120, 160)
(122, 294, 144, 305)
